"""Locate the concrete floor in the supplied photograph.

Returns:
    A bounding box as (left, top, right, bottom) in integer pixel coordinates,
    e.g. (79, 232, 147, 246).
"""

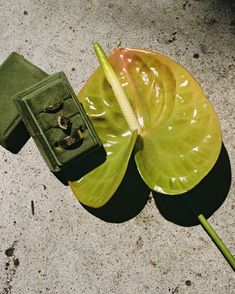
(0, 0, 235, 293)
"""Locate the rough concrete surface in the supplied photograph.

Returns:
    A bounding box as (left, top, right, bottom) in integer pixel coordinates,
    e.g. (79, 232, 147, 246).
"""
(0, 0, 235, 293)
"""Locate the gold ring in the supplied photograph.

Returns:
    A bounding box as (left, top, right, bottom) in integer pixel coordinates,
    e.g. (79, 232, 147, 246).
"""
(44, 99, 64, 113)
(56, 128, 84, 150)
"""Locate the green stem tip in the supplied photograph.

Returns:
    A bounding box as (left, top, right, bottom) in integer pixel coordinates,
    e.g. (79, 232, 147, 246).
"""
(198, 214, 235, 271)
(185, 197, 235, 270)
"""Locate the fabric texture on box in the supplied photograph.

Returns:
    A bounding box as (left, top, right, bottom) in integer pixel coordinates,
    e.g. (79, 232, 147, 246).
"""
(36, 98, 78, 130)
(0, 52, 48, 153)
(14, 72, 106, 182)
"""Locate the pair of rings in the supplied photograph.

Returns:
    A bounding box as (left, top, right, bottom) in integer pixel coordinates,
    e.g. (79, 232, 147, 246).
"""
(43, 100, 71, 131)
(55, 117, 84, 150)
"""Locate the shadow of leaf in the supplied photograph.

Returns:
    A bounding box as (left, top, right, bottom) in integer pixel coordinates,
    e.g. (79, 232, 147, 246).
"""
(153, 143, 231, 227)
(81, 155, 150, 223)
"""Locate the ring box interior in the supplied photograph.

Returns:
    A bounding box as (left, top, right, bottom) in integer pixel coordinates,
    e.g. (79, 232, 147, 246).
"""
(14, 72, 106, 184)
(0, 52, 48, 153)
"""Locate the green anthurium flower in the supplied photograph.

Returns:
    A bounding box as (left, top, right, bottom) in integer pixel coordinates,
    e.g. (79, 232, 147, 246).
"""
(69, 44, 222, 208)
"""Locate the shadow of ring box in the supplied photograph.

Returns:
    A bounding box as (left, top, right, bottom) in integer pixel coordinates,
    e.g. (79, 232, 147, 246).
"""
(0, 53, 106, 184)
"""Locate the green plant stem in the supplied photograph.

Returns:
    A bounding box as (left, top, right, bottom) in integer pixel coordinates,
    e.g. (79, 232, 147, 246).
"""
(197, 214, 235, 271)
(185, 197, 235, 270)
(93, 43, 141, 133)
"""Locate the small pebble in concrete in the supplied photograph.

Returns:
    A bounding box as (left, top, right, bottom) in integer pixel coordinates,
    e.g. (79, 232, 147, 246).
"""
(199, 44, 208, 54)
(14, 259, 20, 267)
(150, 260, 157, 267)
(5, 248, 14, 257)
(136, 236, 144, 249)
(5, 262, 9, 270)
(185, 280, 192, 286)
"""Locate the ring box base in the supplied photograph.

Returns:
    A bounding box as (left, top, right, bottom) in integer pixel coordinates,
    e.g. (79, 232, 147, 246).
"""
(14, 72, 106, 183)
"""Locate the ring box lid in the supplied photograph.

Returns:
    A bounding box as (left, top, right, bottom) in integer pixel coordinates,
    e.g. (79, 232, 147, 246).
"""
(0, 52, 48, 153)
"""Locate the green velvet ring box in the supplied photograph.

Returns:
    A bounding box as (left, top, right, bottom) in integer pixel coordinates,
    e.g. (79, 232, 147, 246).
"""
(14, 72, 106, 183)
(0, 52, 48, 153)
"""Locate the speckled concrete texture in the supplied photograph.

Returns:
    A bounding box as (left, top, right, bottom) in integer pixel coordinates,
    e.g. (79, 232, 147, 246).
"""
(0, 0, 235, 293)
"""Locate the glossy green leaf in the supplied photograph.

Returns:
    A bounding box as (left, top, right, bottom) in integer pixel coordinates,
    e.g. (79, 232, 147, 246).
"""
(70, 47, 222, 207)
(69, 67, 138, 208)
(108, 48, 222, 194)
